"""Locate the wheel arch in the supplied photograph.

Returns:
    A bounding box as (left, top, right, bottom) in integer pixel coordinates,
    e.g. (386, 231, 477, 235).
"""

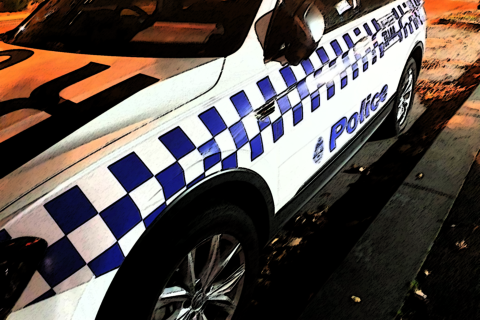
(409, 40, 424, 78)
(126, 168, 275, 264)
(96, 168, 274, 319)
(151, 168, 275, 246)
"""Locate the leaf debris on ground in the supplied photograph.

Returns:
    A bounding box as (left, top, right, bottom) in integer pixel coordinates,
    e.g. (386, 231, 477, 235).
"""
(456, 240, 468, 250)
(415, 289, 428, 300)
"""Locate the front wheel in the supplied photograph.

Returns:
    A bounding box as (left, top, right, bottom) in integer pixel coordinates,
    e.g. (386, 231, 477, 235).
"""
(96, 200, 260, 320)
(151, 233, 247, 320)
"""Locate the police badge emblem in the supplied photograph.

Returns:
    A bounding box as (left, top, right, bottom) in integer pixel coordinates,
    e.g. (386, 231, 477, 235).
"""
(313, 137, 324, 164)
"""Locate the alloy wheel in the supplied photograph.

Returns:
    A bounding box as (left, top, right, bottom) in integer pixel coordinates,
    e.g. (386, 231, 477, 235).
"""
(151, 234, 245, 320)
(397, 68, 414, 126)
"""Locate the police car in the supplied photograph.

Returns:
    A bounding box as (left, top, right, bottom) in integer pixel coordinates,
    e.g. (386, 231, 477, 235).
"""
(0, 0, 425, 319)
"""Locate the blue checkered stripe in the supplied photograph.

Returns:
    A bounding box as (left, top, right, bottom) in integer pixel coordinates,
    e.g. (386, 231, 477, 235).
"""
(1, 1, 423, 310)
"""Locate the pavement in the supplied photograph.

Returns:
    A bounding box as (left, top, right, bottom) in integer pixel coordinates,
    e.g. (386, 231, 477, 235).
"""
(297, 82, 480, 320)
(398, 143, 480, 319)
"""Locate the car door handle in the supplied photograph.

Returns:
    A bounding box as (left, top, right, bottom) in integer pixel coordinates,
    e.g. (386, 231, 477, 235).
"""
(353, 36, 369, 54)
(255, 100, 275, 121)
(354, 36, 369, 47)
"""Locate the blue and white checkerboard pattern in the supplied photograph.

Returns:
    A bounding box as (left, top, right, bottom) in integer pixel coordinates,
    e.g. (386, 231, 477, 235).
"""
(1, 0, 425, 311)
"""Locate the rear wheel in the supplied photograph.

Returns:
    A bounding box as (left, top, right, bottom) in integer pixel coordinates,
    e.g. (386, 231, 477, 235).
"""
(96, 200, 259, 320)
(395, 59, 417, 133)
(371, 57, 418, 139)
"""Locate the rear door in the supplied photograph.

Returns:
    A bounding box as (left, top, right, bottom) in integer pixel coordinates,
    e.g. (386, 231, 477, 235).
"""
(268, 0, 388, 208)
(270, 0, 423, 208)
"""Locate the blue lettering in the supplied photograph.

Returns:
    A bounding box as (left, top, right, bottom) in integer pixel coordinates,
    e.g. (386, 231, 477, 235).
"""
(330, 85, 389, 153)
(359, 99, 366, 123)
(371, 93, 380, 111)
(364, 94, 372, 119)
(380, 84, 388, 102)
(330, 117, 347, 151)
(347, 113, 358, 134)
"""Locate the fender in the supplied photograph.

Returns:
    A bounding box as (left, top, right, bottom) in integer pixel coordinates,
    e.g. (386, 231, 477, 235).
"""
(96, 168, 275, 319)
(148, 168, 274, 234)
(109, 167, 274, 272)
(410, 40, 424, 77)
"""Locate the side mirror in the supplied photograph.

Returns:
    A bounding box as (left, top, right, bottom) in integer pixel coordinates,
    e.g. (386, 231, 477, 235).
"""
(262, 0, 325, 66)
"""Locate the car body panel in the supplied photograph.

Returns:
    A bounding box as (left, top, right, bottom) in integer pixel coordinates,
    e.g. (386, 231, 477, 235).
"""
(0, 0, 426, 318)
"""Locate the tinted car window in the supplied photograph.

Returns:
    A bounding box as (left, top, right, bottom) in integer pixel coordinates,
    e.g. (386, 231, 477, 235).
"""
(360, 0, 395, 14)
(1, 0, 262, 58)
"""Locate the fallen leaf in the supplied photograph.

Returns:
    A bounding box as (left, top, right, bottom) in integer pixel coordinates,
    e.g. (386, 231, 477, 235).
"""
(287, 238, 302, 247)
(415, 173, 424, 180)
(261, 266, 271, 275)
(415, 289, 427, 299)
(456, 240, 468, 250)
(267, 251, 276, 260)
(276, 251, 286, 261)
(351, 296, 361, 303)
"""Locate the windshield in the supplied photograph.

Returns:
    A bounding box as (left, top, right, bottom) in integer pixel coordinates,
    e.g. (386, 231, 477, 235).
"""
(1, 0, 260, 57)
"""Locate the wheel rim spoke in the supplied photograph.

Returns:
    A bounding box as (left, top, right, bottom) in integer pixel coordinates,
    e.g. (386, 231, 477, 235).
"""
(208, 294, 236, 315)
(156, 286, 190, 309)
(179, 249, 197, 294)
(208, 264, 245, 297)
(191, 313, 207, 320)
(205, 241, 241, 290)
(175, 308, 192, 320)
(397, 71, 414, 124)
(199, 235, 221, 290)
(151, 234, 245, 320)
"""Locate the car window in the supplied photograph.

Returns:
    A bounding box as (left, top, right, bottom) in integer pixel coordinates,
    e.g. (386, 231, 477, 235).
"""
(318, 0, 396, 33)
(314, 0, 362, 33)
(360, 0, 396, 15)
(2, 0, 263, 58)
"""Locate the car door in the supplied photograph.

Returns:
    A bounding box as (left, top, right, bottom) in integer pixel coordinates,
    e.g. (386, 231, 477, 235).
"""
(272, 0, 422, 208)
(263, 0, 389, 209)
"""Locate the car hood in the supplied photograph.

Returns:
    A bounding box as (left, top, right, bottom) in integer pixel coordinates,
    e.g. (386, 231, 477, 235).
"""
(0, 41, 221, 214)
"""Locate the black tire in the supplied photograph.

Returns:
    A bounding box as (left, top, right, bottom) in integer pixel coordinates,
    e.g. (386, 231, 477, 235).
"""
(96, 199, 259, 320)
(371, 57, 418, 140)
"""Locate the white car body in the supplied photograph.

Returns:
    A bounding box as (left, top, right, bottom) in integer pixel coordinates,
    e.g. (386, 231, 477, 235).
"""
(0, 0, 426, 318)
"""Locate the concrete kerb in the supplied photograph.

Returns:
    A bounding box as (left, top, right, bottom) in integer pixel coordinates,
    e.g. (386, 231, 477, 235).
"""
(297, 84, 480, 320)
